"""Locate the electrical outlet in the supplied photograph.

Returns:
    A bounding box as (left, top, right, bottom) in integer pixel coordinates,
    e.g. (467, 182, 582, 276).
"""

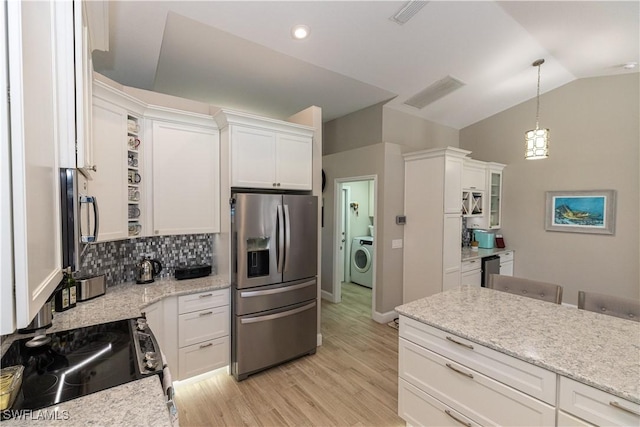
(392, 239, 403, 249)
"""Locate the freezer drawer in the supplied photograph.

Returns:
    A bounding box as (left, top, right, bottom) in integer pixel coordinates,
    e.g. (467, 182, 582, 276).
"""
(234, 278, 317, 316)
(233, 300, 317, 380)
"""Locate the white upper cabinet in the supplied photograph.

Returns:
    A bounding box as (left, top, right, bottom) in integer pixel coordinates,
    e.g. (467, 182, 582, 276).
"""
(5, 0, 69, 330)
(216, 110, 314, 191)
(150, 120, 220, 235)
(462, 159, 487, 191)
(230, 126, 278, 189)
(90, 97, 129, 242)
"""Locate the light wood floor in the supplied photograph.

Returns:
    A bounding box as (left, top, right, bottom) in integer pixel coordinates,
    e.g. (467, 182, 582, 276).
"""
(174, 282, 403, 426)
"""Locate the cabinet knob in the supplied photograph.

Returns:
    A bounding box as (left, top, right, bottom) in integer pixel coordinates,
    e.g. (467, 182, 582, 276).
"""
(277, 183, 281, 187)
(273, 183, 277, 187)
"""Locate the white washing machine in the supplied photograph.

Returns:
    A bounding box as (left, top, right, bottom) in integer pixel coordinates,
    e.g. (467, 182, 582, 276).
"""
(351, 236, 374, 288)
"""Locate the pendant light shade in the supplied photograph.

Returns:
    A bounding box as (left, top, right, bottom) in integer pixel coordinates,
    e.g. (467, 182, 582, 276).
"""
(525, 59, 549, 160)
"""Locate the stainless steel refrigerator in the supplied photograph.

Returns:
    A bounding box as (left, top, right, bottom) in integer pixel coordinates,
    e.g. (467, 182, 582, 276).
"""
(231, 192, 318, 381)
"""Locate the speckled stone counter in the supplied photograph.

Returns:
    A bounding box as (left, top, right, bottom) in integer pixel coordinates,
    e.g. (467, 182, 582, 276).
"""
(0, 274, 229, 426)
(1, 376, 171, 426)
(395, 286, 640, 404)
(461, 246, 512, 261)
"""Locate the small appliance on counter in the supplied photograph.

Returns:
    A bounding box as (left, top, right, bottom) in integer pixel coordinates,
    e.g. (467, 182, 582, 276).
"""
(17, 295, 53, 334)
(174, 265, 212, 280)
(76, 274, 106, 301)
(473, 230, 495, 249)
(135, 258, 163, 284)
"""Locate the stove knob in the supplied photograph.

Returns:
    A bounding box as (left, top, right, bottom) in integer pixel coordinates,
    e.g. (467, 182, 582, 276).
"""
(136, 318, 147, 331)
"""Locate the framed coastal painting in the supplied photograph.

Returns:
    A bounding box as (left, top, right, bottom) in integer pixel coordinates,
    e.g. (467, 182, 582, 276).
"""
(545, 190, 616, 235)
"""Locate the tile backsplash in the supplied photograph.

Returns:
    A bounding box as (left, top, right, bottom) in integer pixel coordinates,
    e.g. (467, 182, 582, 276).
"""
(78, 234, 217, 286)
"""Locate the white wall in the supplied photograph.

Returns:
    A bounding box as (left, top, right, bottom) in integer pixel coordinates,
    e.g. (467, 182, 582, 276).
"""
(460, 74, 639, 304)
(345, 180, 372, 239)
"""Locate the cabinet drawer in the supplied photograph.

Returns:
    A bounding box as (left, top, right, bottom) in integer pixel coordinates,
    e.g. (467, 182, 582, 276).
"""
(461, 259, 481, 273)
(559, 376, 640, 426)
(499, 251, 514, 262)
(557, 411, 595, 427)
(178, 336, 229, 380)
(399, 338, 555, 426)
(178, 305, 229, 348)
(178, 288, 229, 314)
(399, 378, 481, 427)
(399, 316, 556, 404)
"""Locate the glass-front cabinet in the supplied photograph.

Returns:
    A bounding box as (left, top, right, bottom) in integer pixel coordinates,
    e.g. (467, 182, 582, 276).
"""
(487, 164, 504, 229)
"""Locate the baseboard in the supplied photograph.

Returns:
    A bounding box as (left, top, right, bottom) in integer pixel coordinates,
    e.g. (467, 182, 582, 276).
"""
(321, 289, 338, 303)
(317, 333, 323, 347)
(372, 309, 398, 324)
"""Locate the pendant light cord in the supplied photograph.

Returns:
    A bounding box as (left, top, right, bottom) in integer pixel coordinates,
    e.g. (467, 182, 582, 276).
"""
(535, 63, 541, 130)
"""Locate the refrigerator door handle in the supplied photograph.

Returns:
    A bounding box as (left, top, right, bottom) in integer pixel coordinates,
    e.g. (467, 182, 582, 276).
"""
(283, 204, 291, 273)
(240, 301, 316, 324)
(80, 195, 99, 243)
(277, 204, 285, 273)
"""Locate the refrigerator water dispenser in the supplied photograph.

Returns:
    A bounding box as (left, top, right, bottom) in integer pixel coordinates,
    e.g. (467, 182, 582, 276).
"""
(247, 237, 270, 277)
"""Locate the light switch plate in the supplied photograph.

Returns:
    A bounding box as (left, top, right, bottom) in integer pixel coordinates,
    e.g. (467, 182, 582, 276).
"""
(392, 239, 403, 249)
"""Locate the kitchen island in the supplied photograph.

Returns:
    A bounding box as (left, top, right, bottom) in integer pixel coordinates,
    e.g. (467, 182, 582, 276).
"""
(1, 275, 230, 426)
(395, 286, 640, 426)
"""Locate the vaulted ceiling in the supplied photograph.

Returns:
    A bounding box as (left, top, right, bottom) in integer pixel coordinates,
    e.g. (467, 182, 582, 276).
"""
(93, 1, 639, 128)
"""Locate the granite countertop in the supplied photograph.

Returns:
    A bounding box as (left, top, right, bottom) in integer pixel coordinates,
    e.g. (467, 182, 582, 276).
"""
(2, 376, 171, 427)
(395, 286, 640, 404)
(461, 246, 513, 261)
(0, 274, 230, 425)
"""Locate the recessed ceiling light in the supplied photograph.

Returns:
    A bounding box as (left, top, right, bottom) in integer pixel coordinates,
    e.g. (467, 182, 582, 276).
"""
(622, 62, 638, 70)
(291, 25, 310, 40)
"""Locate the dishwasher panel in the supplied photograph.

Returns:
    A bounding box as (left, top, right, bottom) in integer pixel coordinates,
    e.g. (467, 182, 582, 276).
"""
(481, 255, 501, 287)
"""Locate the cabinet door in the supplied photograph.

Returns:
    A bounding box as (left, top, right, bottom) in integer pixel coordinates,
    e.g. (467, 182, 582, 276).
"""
(73, 0, 94, 173)
(152, 121, 220, 235)
(442, 214, 461, 291)
(231, 126, 276, 189)
(91, 99, 128, 241)
(275, 133, 312, 190)
(7, 0, 65, 330)
(461, 269, 481, 287)
(444, 156, 463, 214)
(144, 300, 164, 352)
(488, 170, 502, 229)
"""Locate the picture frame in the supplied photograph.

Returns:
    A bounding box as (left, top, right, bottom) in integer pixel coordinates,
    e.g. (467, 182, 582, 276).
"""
(545, 190, 616, 235)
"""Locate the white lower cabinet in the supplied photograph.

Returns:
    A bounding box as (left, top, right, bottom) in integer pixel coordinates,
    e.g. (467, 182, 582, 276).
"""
(499, 250, 514, 276)
(559, 376, 640, 427)
(398, 316, 556, 427)
(557, 411, 595, 427)
(460, 259, 481, 287)
(398, 378, 481, 427)
(178, 336, 230, 380)
(142, 288, 230, 382)
(177, 289, 230, 380)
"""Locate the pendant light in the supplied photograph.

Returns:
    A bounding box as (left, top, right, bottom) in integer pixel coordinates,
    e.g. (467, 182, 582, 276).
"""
(525, 59, 549, 160)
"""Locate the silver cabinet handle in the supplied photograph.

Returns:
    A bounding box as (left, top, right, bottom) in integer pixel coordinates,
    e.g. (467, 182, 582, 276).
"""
(446, 363, 474, 379)
(446, 336, 474, 350)
(199, 311, 213, 316)
(199, 343, 213, 349)
(610, 401, 640, 416)
(198, 293, 213, 298)
(240, 280, 316, 298)
(241, 301, 316, 324)
(444, 409, 472, 427)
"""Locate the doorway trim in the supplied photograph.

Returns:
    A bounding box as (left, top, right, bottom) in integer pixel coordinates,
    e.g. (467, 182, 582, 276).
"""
(332, 175, 377, 317)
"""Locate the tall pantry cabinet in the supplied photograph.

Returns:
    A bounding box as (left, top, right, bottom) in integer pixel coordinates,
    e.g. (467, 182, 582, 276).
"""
(403, 148, 470, 303)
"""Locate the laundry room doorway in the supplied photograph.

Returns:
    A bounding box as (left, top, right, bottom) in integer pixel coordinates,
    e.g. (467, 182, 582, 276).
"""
(333, 175, 377, 318)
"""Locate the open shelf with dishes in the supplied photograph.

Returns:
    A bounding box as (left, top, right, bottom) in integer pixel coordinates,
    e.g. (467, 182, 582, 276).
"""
(127, 115, 142, 237)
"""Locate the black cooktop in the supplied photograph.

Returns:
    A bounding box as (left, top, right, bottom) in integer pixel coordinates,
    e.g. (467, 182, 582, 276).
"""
(0, 319, 152, 418)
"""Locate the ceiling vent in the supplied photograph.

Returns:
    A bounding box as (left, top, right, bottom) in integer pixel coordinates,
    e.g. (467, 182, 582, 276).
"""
(390, 1, 429, 25)
(403, 75, 465, 109)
